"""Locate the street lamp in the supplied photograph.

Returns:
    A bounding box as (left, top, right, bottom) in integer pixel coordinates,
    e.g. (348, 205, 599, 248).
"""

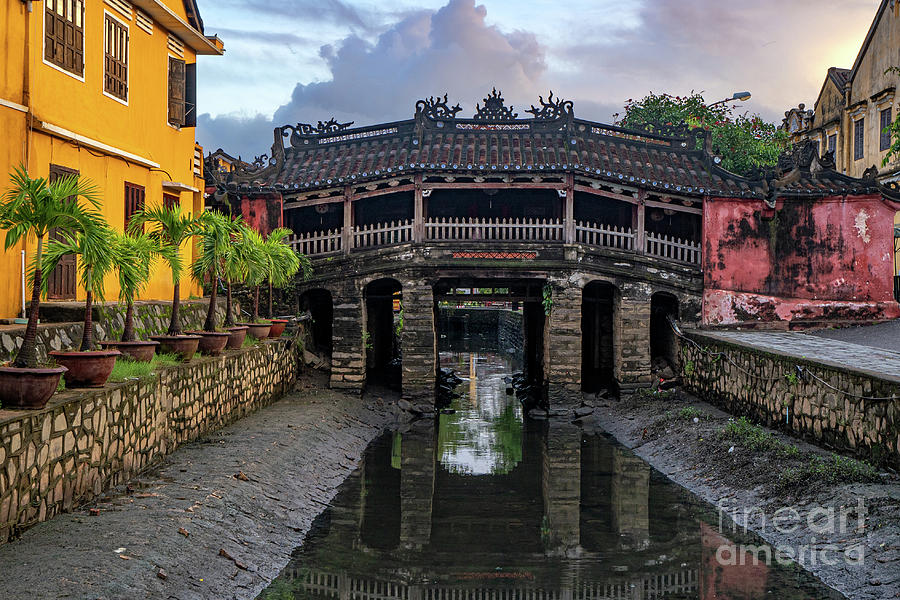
(708, 91, 751, 108)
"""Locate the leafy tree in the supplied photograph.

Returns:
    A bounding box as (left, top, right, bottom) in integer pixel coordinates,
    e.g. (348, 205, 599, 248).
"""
(221, 220, 260, 327)
(615, 92, 789, 176)
(128, 205, 207, 336)
(43, 221, 118, 351)
(261, 227, 311, 318)
(882, 67, 900, 167)
(0, 167, 103, 367)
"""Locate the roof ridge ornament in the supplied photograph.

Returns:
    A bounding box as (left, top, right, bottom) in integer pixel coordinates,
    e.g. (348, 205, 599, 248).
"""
(524, 91, 574, 120)
(474, 88, 517, 121)
(415, 94, 462, 120)
(293, 118, 355, 136)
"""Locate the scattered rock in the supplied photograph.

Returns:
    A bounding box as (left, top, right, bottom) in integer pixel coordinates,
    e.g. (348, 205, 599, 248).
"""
(233, 471, 250, 482)
(574, 407, 594, 418)
(157, 569, 168, 581)
(89, 508, 100, 516)
(177, 528, 189, 537)
(397, 399, 412, 412)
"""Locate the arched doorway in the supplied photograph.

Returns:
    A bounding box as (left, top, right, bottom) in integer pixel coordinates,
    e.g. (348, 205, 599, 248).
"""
(582, 281, 616, 392)
(364, 278, 402, 389)
(299, 288, 333, 361)
(650, 292, 679, 375)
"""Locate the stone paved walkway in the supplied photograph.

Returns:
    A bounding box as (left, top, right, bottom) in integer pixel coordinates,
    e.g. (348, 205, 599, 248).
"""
(693, 329, 900, 383)
(808, 320, 900, 353)
(0, 376, 393, 600)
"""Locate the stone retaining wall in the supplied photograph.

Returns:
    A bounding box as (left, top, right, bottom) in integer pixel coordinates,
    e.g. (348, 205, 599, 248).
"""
(0, 299, 233, 364)
(0, 338, 298, 544)
(681, 331, 900, 468)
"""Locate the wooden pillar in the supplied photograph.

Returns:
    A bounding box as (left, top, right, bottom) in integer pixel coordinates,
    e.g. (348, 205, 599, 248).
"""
(342, 186, 353, 256)
(564, 173, 575, 243)
(413, 174, 424, 243)
(634, 190, 646, 253)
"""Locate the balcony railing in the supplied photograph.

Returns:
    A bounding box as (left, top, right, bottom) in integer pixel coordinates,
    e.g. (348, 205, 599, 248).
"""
(425, 217, 564, 241)
(291, 218, 702, 266)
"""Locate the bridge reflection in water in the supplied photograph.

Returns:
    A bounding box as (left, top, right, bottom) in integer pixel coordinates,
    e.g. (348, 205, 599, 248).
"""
(259, 350, 842, 600)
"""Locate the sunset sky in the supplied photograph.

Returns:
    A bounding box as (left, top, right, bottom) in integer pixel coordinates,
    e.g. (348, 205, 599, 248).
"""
(193, 0, 879, 157)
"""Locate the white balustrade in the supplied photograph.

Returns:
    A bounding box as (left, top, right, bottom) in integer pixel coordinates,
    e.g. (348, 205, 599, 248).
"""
(353, 219, 413, 249)
(644, 231, 702, 265)
(424, 217, 564, 242)
(289, 228, 342, 257)
(575, 221, 635, 251)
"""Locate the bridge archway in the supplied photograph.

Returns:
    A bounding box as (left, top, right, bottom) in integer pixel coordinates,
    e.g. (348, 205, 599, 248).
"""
(299, 288, 333, 362)
(581, 280, 618, 392)
(650, 292, 679, 372)
(364, 278, 403, 388)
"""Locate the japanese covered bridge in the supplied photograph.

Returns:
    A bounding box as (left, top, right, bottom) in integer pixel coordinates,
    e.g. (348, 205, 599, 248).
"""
(206, 90, 900, 403)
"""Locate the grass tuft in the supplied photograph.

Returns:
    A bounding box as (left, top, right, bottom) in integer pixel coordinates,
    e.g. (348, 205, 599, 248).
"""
(779, 453, 879, 486)
(108, 353, 182, 383)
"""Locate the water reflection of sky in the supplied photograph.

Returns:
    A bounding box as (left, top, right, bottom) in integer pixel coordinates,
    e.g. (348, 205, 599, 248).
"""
(437, 351, 523, 475)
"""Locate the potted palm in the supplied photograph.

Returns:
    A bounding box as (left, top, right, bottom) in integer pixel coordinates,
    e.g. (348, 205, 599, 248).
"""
(128, 204, 204, 360)
(261, 228, 310, 338)
(236, 228, 272, 339)
(45, 222, 122, 387)
(0, 167, 102, 407)
(220, 220, 257, 348)
(186, 210, 233, 356)
(98, 232, 166, 362)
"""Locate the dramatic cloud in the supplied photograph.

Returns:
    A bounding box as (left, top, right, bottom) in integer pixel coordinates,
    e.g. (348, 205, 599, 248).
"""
(195, 0, 876, 157)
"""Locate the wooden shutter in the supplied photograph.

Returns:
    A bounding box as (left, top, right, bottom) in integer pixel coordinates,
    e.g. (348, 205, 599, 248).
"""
(854, 118, 864, 161)
(163, 193, 180, 210)
(104, 15, 129, 101)
(168, 57, 185, 126)
(184, 62, 197, 127)
(881, 108, 892, 152)
(124, 183, 145, 230)
(47, 165, 79, 300)
(44, 0, 84, 76)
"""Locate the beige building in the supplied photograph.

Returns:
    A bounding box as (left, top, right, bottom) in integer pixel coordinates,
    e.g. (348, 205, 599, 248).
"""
(782, 0, 899, 183)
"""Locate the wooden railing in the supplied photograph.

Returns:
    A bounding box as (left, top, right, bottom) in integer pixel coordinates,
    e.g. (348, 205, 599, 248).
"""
(575, 222, 635, 251)
(425, 217, 564, 241)
(290, 229, 342, 256)
(354, 220, 413, 249)
(645, 232, 701, 265)
(291, 219, 701, 267)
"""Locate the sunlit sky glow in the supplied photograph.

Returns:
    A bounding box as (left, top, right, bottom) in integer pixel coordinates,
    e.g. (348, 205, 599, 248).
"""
(193, 0, 879, 157)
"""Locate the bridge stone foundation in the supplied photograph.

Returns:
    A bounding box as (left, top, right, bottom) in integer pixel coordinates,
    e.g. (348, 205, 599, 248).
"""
(299, 244, 701, 403)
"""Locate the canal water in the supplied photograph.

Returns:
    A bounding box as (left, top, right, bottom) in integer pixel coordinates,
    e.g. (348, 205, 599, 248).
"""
(258, 344, 844, 600)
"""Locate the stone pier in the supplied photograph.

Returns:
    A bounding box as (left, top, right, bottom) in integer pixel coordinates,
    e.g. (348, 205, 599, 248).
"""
(544, 278, 583, 407)
(614, 282, 653, 391)
(542, 421, 582, 553)
(399, 422, 436, 549)
(401, 279, 437, 402)
(330, 280, 366, 392)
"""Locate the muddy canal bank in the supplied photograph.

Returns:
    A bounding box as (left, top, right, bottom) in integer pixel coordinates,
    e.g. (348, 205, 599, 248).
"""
(590, 391, 900, 600)
(0, 374, 394, 600)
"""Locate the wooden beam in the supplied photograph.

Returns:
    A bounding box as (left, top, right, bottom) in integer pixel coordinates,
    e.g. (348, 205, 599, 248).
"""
(284, 183, 415, 210)
(574, 185, 639, 205)
(564, 173, 575, 243)
(342, 186, 352, 256)
(413, 174, 423, 243)
(644, 199, 703, 215)
(424, 181, 565, 190)
(635, 189, 646, 254)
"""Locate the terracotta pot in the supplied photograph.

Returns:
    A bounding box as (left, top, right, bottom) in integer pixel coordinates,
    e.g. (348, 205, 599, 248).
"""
(149, 335, 201, 361)
(0, 366, 67, 409)
(267, 319, 289, 338)
(187, 331, 231, 356)
(99, 340, 159, 362)
(49, 350, 120, 388)
(225, 326, 249, 349)
(237, 322, 271, 339)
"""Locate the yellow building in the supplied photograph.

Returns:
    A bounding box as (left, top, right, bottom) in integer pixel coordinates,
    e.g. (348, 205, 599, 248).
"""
(0, 0, 224, 318)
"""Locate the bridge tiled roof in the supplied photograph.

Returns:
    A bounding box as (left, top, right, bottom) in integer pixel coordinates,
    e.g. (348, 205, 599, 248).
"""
(209, 92, 894, 201)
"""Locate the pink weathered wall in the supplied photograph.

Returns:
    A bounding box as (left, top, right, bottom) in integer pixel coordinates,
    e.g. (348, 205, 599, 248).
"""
(239, 193, 283, 236)
(702, 194, 900, 326)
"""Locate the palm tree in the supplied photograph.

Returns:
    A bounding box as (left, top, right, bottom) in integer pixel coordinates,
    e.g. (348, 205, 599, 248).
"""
(112, 231, 170, 342)
(128, 205, 206, 336)
(42, 222, 117, 351)
(0, 166, 102, 368)
(222, 221, 262, 327)
(261, 228, 311, 318)
(242, 228, 270, 323)
(190, 210, 239, 332)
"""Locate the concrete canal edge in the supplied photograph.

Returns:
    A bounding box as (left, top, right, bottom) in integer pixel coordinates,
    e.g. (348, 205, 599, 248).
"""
(0, 336, 294, 545)
(0, 377, 395, 599)
(681, 329, 900, 469)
